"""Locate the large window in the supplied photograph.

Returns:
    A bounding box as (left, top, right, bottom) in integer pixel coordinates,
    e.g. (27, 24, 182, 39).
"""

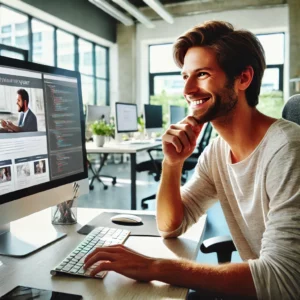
(0, 4, 110, 107)
(32, 19, 54, 66)
(0, 6, 29, 50)
(57, 30, 75, 71)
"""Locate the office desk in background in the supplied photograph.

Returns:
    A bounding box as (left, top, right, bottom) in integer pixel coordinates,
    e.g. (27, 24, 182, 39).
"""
(0, 208, 207, 300)
(86, 141, 162, 210)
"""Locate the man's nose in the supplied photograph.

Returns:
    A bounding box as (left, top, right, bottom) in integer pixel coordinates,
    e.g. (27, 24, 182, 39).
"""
(183, 76, 199, 97)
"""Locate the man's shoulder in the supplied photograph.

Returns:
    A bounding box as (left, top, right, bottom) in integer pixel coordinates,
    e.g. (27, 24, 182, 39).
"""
(27, 109, 37, 120)
(267, 119, 300, 146)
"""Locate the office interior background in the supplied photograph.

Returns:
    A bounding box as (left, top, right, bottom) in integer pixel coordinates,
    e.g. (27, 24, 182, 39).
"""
(0, 0, 299, 264)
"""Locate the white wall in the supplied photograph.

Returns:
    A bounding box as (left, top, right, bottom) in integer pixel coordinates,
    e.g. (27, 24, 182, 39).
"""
(136, 6, 289, 108)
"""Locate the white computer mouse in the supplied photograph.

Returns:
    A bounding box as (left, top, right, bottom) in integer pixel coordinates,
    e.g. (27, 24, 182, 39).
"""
(110, 214, 142, 224)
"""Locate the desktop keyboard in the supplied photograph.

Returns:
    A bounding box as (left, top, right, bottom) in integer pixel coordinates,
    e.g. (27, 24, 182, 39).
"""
(51, 226, 130, 279)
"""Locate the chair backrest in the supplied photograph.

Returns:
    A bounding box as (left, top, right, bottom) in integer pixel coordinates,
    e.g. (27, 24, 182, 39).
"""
(282, 94, 300, 125)
(197, 122, 213, 154)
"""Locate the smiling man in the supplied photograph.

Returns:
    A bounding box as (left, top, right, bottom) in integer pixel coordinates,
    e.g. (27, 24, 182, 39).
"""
(0, 89, 38, 133)
(84, 21, 300, 299)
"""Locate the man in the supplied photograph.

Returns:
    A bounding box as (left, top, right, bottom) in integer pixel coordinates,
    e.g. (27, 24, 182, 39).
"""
(0, 89, 38, 132)
(83, 21, 300, 299)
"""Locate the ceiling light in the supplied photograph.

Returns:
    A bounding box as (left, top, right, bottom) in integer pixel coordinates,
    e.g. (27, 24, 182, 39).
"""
(112, 0, 155, 29)
(143, 0, 174, 24)
(89, 0, 134, 26)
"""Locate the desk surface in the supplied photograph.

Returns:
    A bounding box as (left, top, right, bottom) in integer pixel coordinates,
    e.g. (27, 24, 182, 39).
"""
(0, 208, 206, 300)
(86, 141, 162, 154)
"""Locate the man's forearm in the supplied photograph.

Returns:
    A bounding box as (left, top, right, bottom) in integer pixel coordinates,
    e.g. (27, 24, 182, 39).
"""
(152, 259, 256, 297)
(156, 160, 185, 233)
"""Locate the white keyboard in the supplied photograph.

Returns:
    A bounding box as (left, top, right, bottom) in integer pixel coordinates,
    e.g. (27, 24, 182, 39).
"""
(51, 226, 130, 279)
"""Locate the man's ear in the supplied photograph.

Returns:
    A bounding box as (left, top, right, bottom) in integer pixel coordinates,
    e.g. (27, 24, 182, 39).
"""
(238, 66, 254, 91)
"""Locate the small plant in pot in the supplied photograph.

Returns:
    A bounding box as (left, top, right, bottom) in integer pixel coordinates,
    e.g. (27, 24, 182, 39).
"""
(89, 120, 115, 147)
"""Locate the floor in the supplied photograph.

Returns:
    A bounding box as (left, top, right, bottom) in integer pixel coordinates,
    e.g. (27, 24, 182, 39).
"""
(78, 153, 241, 264)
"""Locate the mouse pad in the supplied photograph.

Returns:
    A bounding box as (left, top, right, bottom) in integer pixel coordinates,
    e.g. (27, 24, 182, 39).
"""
(77, 212, 160, 237)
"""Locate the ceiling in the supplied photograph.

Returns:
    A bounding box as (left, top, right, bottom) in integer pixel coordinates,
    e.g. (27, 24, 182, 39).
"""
(91, 0, 287, 25)
(129, 0, 192, 7)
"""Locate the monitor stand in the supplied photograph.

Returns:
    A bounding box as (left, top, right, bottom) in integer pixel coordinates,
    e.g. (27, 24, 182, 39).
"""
(0, 223, 66, 257)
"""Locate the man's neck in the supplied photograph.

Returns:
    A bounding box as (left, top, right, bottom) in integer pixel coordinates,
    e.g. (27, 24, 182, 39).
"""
(212, 102, 277, 163)
(23, 107, 29, 113)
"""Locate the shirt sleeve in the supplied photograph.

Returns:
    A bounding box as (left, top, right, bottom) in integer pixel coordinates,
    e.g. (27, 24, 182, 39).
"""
(249, 142, 300, 300)
(161, 143, 218, 238)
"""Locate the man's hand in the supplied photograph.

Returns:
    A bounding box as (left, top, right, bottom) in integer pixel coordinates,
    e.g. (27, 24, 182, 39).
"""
(0, 119, 8, 128)
(84, 244, 157, 281)
(5, 121, 20, 132)
(161, 116, 204, 166)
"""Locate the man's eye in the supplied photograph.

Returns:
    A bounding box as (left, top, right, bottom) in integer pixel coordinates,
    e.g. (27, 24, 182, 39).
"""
(182, 75, 188, 80)
(198, 72, 208, 77)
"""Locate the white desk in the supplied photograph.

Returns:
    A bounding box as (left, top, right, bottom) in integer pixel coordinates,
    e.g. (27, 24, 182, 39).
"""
(0, 208, 207, 300)
(86, 141, 162, 210)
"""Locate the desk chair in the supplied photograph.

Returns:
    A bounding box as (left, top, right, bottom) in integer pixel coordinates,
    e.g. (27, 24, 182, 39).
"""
(200, 94, 300, 263)
(136, 122, 213, 209)
(87, 154, 117, 190)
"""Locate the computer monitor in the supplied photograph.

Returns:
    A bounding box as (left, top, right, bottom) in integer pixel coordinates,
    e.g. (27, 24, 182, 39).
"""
(144, 104, 163, 129)
(86, 105, 110, 140)
(115, 102, 138, 133)
(86, 105, 110, 124)
(0, 56, 88, 257)
(170, 105, 186, 124)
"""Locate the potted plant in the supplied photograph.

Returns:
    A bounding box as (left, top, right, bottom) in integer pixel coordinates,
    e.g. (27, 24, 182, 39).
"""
(89, 120, 115, 147)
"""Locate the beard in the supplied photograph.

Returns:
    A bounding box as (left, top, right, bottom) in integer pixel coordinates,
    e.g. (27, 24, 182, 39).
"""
(17, 104, 24, 112)
(191, 79, 238, 124)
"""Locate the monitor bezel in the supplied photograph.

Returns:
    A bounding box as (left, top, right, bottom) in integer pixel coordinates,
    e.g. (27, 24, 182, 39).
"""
(115, 102, 138, 133)
(0, 56, 88, 206)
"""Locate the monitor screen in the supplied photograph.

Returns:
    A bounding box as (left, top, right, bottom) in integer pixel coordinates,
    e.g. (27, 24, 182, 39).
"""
(144, 104, 163, 129)
(170, 105, 186, 124)
(86, 105, 110, 124)
(115, 102, 138, 133)
(0, 57, 87, 205)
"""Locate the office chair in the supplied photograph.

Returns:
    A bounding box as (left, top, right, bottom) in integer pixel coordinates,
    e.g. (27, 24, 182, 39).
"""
(87, 154, 117, 190)
(136, 122, 213, 209)
(200, 94, 300, 264)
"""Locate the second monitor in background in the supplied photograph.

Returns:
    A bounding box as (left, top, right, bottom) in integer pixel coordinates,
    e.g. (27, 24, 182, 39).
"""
(115, 102, 138, 134)
(86, 105, 111, 140)
(144, 104, 163, 137)
(86, 105, 110, 124)
(170, 105, 186, 124)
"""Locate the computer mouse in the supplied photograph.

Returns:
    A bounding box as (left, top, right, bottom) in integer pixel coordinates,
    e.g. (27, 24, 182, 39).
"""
(110, 214, 142, 225)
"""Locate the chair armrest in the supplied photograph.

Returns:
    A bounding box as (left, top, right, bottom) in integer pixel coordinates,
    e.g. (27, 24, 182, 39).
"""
(200, 235, 236, 263)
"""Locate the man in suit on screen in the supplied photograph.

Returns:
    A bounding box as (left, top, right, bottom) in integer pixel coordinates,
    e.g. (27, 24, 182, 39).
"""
(0, 89, 38, 132)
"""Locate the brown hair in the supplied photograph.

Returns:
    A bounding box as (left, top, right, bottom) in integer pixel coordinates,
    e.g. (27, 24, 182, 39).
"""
(173, 21, 266, 107)
(17, 89, 29, 104)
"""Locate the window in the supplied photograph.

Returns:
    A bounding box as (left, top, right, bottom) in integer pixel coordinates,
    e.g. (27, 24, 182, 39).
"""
(95, 45, 108, 106)
(257, 33, 285, 118)
(1, 25, 11, 34)
(81, 75, 94, 106)
(57, 30, 75, 71)
(149, 44, 185, 127)
(0, 4, 110, 107)
(79, 40, 109, 106)
(0, 6, 29, 50)
(79, 39, 93, 75)
(31, 19, 54, 66)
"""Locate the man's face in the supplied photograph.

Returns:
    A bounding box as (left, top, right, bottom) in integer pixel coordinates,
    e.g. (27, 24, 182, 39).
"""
(182, 46, 238, 124)
(16, 94, 25, 112)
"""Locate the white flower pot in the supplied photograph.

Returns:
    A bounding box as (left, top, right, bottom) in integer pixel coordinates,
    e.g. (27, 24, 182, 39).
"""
(93, 135, 105, 147)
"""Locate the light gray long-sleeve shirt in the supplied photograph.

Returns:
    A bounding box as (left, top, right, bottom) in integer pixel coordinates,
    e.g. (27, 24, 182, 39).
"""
(160, 119, 300, 300)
